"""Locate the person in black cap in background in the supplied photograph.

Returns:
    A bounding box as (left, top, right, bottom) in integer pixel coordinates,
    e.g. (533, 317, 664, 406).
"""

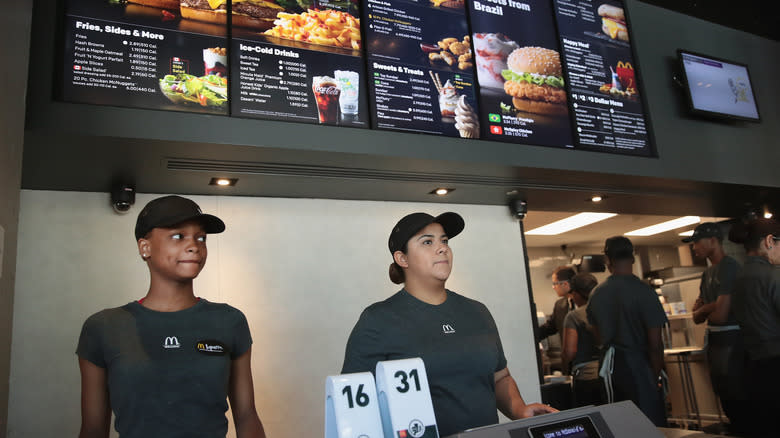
(683, 222, 748, 435)
(587, 236, 667, 427)
(561, 273, 603, 407)
(730, 218, 780, 437)
(342, 212, 556, 436)
(537, 266, 577, 373)
(77, 195, 265, 438)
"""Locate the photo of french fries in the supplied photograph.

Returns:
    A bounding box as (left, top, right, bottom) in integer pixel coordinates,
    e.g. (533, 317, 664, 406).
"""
(426, 35, 472, 71)
(264, 9, 361, 50)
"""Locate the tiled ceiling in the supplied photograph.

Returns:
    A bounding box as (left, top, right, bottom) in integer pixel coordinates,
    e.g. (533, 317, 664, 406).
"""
(639, 0, 780, 41)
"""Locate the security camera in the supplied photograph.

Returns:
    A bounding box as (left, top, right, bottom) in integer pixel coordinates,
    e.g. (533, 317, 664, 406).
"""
(508, 199, 527, 220)
(111, 185, 136, 214)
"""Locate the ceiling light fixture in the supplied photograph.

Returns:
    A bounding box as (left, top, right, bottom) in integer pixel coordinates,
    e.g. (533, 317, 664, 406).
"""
(591, 195, 603, 202)
(209, 177, 238, 187)
(430, 188, 454, 196)
(525, 212, 617, 235)
(625, 216, 701, 236)
(765, 212, 773, 219)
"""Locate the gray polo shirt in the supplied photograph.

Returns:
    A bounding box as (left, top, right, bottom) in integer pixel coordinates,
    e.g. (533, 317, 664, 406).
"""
(587, 274, 667, 353)
(699, 255, 740, 326)
(733, 256, 780, 360)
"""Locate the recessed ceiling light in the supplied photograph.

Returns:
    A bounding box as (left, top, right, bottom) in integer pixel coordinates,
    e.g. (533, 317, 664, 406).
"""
(591, 195, 603, 202)
(430, 188, 454, 196)
(526, 212, 617, 235)
(209, 177, 238, 187)
(679, 230, 695, 237)
(625, 216, 701, 236)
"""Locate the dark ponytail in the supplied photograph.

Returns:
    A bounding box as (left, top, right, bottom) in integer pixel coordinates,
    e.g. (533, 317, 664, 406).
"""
(389, 262, 405, 284)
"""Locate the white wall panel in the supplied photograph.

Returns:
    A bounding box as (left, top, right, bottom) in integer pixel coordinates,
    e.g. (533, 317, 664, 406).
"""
(9, 190, 538, 437)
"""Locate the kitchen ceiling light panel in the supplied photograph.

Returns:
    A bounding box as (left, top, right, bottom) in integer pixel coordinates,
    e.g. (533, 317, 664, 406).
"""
(525, 212, 617, 235)
(625, 216, 701, 236)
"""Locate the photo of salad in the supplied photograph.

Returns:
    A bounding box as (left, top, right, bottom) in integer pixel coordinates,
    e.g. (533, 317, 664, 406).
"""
(159, 73, 228, 108)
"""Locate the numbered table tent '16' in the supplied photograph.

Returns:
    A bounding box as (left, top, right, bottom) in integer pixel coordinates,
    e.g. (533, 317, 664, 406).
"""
(325, 372, 384, 438)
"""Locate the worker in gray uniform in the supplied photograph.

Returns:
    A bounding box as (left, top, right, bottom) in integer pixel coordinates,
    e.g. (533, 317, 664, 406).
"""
(684, 222, 748, 434)
(587, 236, 667, 427)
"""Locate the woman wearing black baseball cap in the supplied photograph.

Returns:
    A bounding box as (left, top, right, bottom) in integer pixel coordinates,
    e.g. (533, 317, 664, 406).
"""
(730, 218, 780, 437)
(76, 195, 265, 438)
(341, 212, 556, 436)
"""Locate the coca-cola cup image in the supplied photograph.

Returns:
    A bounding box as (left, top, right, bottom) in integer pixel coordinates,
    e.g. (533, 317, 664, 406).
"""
(312, 76, 341, 124)
(203, 47, 227, 77)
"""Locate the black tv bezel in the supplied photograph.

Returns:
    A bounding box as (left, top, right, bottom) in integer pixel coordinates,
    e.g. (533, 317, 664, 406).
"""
(676, 49, 761, 123)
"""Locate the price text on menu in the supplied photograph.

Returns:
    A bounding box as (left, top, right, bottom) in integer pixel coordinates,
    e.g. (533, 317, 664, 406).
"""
(363, 0, 481, 138)
(553, 0, 651, 155)
(61, 0, 229, 115)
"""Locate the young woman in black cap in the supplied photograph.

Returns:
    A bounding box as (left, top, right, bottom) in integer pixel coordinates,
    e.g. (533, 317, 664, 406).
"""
(77, 195, 265, 438)
(341, 212, 555, 436)
(730, 218, 780, 437)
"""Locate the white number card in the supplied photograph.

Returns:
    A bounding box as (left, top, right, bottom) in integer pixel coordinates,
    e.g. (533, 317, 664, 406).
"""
(325, 372, 384, 438)
(375, 358, 439, 438)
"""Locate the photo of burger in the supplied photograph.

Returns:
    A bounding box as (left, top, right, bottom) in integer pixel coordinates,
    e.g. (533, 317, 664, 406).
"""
(500, 47, 567, 116)
(127, 0, 180, 10)
(180, 0, 285, 30)
(180, 0, 228, 24)
(597, 3, 628, 42)
(232, 0, 285, 30)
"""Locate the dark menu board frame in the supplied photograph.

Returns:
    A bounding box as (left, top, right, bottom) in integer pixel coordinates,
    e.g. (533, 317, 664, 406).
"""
(59, 0, 230, 115)
(362, 0, 481, 138)
(467, 0, 574, 147)
(230, 1, 369, 128)
(552, 0, 655, 157)
(56, 0, 656, 157)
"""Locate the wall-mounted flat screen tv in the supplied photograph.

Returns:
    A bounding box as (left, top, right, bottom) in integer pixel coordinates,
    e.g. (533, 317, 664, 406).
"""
(677, 50, 760, 122)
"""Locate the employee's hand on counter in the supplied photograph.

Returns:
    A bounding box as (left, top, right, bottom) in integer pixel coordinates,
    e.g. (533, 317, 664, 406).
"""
(518, 402, 559, 418)
(494, 367, 559, 420)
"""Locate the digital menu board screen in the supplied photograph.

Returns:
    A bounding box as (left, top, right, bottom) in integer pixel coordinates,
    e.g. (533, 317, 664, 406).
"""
(231, 1, 368, 127)
(60, 0, 229, 115)
(363, 0, 480, 138)
(58, 0, 657, 156)
(552, 0, 652, 155)
(468, 0, 574, 147)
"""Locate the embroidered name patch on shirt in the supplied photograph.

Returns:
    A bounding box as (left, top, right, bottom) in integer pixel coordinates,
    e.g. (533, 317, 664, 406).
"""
(196, 340, 227, 355)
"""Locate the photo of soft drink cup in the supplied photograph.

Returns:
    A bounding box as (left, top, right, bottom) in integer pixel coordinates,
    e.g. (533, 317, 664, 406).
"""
(334, 70, 359, 115)
(312, 76, 341, 124)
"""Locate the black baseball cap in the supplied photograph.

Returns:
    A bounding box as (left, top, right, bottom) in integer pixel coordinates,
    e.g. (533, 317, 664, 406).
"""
(604, 236, 634, 260)
(134, 195, 225, 240)
(681, 222, 722, 243)
(388, 212, 465, 254)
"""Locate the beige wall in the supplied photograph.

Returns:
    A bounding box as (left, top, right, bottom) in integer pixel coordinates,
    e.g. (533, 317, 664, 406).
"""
(8, 191, 540, 437)
(0, 0, 32, 436)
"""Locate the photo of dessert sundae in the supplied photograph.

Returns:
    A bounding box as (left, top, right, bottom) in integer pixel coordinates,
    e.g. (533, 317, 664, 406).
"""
(454, 95, 479, 138)
(473, 33, 518, 89)
(430, 71, 459, 120)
